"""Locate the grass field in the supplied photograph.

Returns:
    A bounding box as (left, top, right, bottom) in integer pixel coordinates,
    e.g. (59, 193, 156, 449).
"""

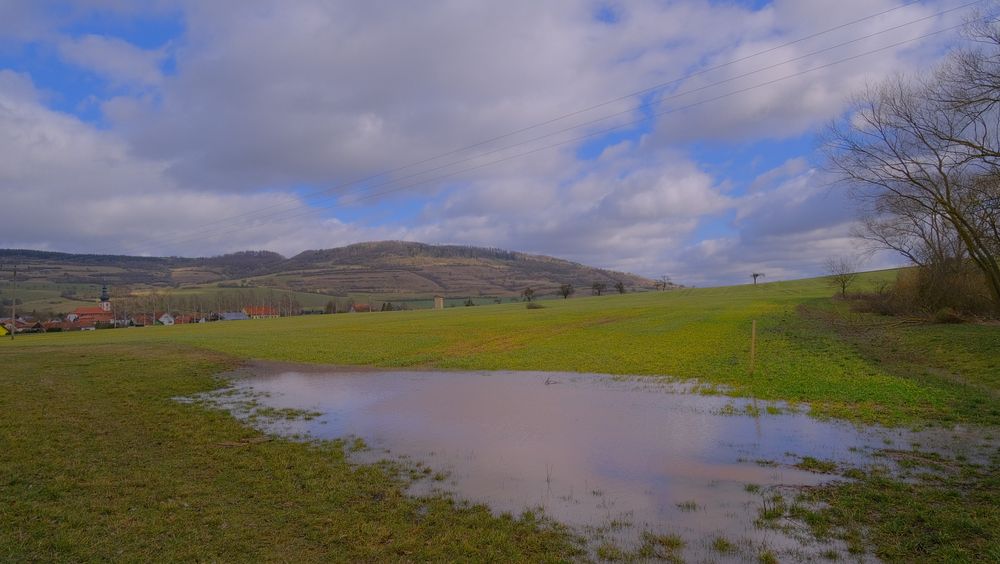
(8, 269, 997, 426)
(2, 270, 997, 561)
(3, 279, 516, 317)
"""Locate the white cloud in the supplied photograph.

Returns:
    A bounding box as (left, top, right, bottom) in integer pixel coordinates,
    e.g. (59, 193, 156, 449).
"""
(648, 0, 964, 145)
(0, 0, 970, 285)
(57, 34, 165, 87)
(666, 157, 905, 286)
(0, 71, 393, 257)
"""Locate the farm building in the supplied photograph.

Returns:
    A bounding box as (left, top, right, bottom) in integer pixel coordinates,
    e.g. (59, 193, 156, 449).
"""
(69, 284, 115, 325)
(69, 306, 114, 325)
(219, 311, 250, 321)
(243, 306, 279, 319)
(130, 313, 157, 326)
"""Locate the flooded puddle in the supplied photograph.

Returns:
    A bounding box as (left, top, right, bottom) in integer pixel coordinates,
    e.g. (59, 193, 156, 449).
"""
(204, 363, 992, 561)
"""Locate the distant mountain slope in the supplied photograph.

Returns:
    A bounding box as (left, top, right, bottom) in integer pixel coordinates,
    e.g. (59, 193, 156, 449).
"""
(267, 241, 656, 296)
(0, 249, 286, 286)
(0, 242, 658, 296)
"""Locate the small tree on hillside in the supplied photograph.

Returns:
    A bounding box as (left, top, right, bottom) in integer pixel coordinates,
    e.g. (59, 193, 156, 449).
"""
(558, 283, 575, 299)
(659, 275, 671, 290)
(592, 281, 607, 296)
(521, 287, 535, 302)
(614, 281, 626, 294)
(751, 272, 765, 285)
(825, 256, 861, 297)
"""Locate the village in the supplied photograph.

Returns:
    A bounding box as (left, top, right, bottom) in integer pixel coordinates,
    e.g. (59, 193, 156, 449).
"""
(0, 283, 446, 336)
(0, 284, 308, 335)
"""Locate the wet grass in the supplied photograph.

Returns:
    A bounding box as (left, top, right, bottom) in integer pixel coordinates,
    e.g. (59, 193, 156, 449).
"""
(3, 269, 998, 560)
(0, 345, 579, 562)
(675, 500, 699, 512)
(785, 451, 1000, 563)
(795, 456, 838, 474)
(711, 535, 737, 553)
(6, 269, 996, 427)
(594, 531, 685, 563)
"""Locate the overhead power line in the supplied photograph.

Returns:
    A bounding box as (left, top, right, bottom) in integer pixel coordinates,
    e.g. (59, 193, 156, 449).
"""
(120, 0, 952, 252)
(130, 4, 985, 254)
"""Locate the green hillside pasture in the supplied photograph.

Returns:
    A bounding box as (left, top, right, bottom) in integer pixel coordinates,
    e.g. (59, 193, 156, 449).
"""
(171, 286, 508, 310)
(165, 285, 337, 309)
(9, 269, 997, 426)
(0, 281, 103, 315)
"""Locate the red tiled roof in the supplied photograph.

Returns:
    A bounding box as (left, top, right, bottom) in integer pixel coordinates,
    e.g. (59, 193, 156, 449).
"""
(73, 306, 107, 315)
(243, 306, 278, 316)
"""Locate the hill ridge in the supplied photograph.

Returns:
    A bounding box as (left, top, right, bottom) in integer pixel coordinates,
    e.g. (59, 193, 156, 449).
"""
(0, 241, 658, 297)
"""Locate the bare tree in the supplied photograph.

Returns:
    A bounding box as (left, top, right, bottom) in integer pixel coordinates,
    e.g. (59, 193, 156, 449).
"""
(614, 281, 626, 294)
(521, 287, 535, 302)
(825, 256, 861, 297)
(658, 274, 671, 291)
(558, 283, 574, 299)
(751, 273, 764, 285)
(592, 281, 607, 296)
(826, 23, 1000, 309)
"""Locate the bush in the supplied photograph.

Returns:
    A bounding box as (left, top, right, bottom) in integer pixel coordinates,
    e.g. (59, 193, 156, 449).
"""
(932, 307, 964, 324)
(525, 302, 545, 309)
(852, 265, 995, 319)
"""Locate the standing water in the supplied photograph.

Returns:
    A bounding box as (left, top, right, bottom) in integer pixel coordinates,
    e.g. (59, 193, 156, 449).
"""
(202, 362, 991, 562)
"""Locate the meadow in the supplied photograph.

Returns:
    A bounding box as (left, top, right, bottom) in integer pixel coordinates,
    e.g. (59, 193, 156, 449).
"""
(9, 269, 997, 426)
(5, 279, 508, 317)
(2, 270, 997, 561)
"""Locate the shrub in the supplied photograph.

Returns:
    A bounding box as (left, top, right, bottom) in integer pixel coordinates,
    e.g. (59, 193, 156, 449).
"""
(525, 302, 544, 309)
(932, 307, 964, 324)
(852, 265, 994, 319)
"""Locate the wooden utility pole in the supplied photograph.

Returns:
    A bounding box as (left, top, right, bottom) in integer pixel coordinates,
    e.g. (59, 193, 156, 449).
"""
(1, 264, 23, 340)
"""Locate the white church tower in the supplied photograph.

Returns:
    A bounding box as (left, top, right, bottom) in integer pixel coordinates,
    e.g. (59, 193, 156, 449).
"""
(99, 284, 111, 312)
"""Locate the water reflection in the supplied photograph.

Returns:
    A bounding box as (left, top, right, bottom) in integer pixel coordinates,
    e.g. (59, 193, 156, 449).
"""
(208, 363, 988, 561)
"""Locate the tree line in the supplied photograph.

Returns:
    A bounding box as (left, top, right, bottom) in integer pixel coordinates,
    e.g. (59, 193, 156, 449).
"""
(827, 19, 1000, 317)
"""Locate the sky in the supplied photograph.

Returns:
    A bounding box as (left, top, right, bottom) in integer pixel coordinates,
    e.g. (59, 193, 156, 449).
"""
(0, 0, 984, 285)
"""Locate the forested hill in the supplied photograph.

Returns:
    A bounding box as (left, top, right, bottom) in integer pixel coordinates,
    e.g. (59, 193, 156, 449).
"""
(0, 242, 659, 296)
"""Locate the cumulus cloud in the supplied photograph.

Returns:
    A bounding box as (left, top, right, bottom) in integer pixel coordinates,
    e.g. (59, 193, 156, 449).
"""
(0, 0, 968, 284)
(103, 0, 787, 192)
(668, 158, 904, 286)
(0, 71, 394, 256)
(57, 35, 165, 87)
(647, 0, 965, 144)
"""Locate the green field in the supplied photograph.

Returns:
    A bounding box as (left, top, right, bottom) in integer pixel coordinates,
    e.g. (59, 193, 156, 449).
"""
(9, 269, 997, 425)
(2, 270, 997, 561)
(3, 279, 520, 317)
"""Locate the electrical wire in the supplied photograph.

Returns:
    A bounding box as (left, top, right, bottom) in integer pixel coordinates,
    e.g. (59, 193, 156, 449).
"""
(132, 7, 985, 254)
(120, 0, 958, 252)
